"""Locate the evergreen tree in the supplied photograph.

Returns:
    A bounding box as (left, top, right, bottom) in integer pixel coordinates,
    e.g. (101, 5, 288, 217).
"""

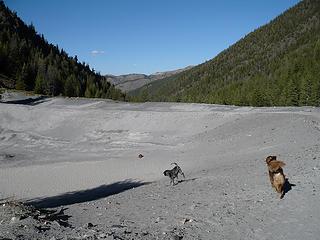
(285, 79, 299, 106)
(299, 74, 312, 105)
(310, 80, 320, 106)
(46, 64, 61, 96)
(314, 39, 320, 61)
(140, 89, 149, 102)
(34, 59, 46, 94)
(64, 74, 78, 97)
(15, 63, 28, 90)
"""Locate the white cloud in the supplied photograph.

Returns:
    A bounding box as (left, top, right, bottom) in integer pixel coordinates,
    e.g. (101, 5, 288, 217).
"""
(91, 50, 105, 56)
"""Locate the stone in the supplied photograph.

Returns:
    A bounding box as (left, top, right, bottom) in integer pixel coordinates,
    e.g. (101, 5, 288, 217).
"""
(141, 230, 149, 236)
(10, 216, 20, 223)
(87, 222, 94, 228)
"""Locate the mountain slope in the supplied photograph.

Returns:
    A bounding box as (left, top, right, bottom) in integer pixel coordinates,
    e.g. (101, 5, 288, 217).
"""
(132, 0, 320, 106)
(106, 66, 193, 92)
(0, 1, 125, 100)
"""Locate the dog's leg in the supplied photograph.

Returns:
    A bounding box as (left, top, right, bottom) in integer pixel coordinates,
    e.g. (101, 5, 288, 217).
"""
(268, 171, 275, 188)
(279, 185, 285, 199)
(280, 191, 284, 199)
(172, 176, 178, 185)
(178, 168, 185, 179)
(274, 182, 283, 195)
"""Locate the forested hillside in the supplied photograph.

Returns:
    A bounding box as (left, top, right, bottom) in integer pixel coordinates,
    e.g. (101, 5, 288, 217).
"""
(132, 0, 320, 106)
(0, 1, 125, 100)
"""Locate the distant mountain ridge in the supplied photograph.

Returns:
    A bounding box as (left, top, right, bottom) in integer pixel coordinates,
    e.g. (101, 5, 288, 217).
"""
(132, 0, 320, 106)
(105, 66, 193, 92)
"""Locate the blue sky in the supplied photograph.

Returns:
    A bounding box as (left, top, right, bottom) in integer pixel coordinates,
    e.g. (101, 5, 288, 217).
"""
(5, 0, 299, 75)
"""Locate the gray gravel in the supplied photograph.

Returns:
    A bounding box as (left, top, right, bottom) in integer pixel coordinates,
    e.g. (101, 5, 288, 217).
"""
(0, 96, 319, 239)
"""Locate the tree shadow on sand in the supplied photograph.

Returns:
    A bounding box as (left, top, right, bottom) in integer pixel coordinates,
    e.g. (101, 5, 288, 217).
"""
(27, 179, 150, 208)
(1, 96, 48, 106)
(282, 178, 296, 198)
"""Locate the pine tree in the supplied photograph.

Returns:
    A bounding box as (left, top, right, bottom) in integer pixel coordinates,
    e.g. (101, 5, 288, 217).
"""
(34, 60, 46, 94)
(310, 80, 320, 106)
(46, 64, 61, 96)
(140, 89, 149, 102)
(299, 74, 312, 105)
(314, 39, 320, 61)
(15, 63, 28, 90)
(64, 74, 77, 97)
(285, 79, 299, 106)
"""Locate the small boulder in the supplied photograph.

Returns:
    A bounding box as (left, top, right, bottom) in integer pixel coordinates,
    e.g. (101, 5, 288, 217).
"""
(87, 222, 94, 228)
(171, 235, 183, 240)
(142, 230, 149, 236)
(10, 216, 20, 223)
(181, 218, 193, 224)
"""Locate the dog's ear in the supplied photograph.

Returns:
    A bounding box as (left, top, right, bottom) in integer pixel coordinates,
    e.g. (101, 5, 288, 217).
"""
(266, 156, 272, 164)
(273, 160, 285, 169)
(267, 160, 286, 172)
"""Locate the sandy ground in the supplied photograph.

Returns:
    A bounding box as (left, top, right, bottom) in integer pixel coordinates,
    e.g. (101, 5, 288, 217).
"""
(0, 95, 320, 239)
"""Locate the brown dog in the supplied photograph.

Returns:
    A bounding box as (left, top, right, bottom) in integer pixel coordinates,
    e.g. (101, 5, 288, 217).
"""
(266, 156, 286, 199)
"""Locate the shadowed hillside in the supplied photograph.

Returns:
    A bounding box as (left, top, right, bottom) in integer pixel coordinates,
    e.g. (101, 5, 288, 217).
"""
(132, 0, 320, 106)
(0, 1, 125, 100)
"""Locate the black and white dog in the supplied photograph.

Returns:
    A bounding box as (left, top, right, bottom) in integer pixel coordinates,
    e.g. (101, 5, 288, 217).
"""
(163, 163, 185, 185)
